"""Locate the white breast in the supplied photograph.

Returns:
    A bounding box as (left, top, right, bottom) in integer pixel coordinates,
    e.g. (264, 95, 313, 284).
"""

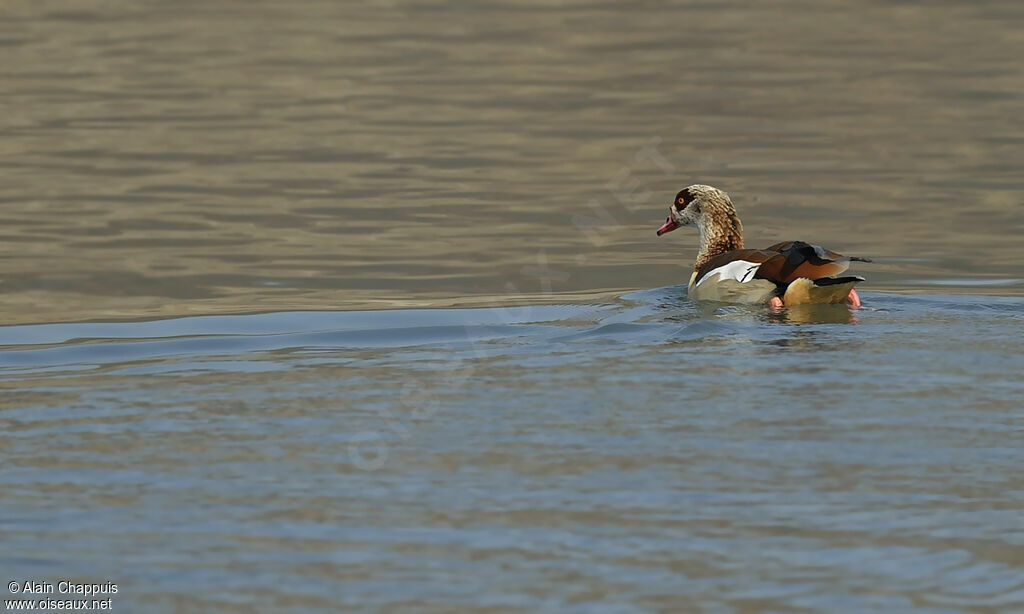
(688, 260, 776, 303)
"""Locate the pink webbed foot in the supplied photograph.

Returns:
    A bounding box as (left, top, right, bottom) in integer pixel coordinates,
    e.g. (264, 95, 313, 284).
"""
(847, 288, 861, 307)
(768, 296, 784, 310)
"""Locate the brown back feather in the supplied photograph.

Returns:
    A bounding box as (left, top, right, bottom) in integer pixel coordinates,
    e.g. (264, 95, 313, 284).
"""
(694, 241, 854, 286)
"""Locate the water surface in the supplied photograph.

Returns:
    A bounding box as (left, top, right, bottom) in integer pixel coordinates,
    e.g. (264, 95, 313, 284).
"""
(2, 290, 1024, 611)
(2, 0, 1024, 611)
(1, 0, 1023, 325)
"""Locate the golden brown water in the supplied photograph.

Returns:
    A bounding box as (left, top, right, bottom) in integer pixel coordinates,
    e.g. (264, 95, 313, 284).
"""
(1, 0, 1022, 325)
(3, 2, 1024, 613)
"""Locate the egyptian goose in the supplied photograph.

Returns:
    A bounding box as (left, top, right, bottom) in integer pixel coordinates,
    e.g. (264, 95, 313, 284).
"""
(656, 185, 870, 307)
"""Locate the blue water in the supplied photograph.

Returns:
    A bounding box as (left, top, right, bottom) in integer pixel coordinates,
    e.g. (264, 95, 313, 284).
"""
(2, 289, 1023, 611)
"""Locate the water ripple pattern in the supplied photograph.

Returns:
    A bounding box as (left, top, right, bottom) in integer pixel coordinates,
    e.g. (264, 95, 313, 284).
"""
(2, 290, 1023, 611)
(1, 0, 1023, 324)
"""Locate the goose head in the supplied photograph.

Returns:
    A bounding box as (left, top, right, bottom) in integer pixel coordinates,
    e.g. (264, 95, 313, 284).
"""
(656, 184, 740, 237)
(656, 184, 745, 267)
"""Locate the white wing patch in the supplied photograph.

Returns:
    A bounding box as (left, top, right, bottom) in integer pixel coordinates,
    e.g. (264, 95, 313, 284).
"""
(695, 260, 762, 287)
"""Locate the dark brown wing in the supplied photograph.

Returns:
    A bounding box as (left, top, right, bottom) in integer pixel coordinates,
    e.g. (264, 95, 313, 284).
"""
(693, 241, 870, 287)
(764, 241, 863, 261)
(693, 249, 780, 285)
(756, 240, 859, 284)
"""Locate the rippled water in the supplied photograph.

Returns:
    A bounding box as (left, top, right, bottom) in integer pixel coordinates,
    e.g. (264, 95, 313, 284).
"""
(2, 0, 1024, 611)
(3, 290, 1023, 611)
(2, 0, 1024, 325)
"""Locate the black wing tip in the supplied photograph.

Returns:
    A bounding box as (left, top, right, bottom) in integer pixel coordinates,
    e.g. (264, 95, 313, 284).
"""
(813, 276, 865, 287)
(849, 256, 873, 263)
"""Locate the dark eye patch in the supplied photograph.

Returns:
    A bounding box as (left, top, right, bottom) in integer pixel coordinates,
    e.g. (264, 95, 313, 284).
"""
(674, 188, 692, 207)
